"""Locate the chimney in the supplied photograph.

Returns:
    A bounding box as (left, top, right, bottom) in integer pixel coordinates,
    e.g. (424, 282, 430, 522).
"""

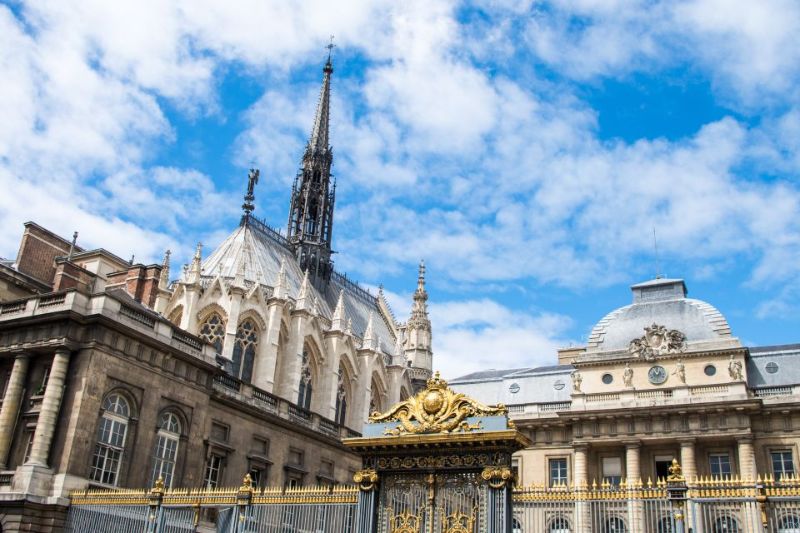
(106, 263, 163, 308)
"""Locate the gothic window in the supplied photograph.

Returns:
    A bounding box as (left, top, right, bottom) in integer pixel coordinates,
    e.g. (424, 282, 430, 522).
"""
(334, 367, 347, 426)
(89, 393, 131, 486)
(150, 412, 181, 488)
(232, 319, 258, 383)
(198, 313, 225, 354)
(297, 350, 313, 410)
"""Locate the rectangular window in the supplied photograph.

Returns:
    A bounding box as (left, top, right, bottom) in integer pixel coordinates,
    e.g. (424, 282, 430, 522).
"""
(772, 451, 795, 480)
(23, 430, 34, 463)
(249, 467, 263, 488)
(252, 437, 269, 456)
(709, 454, 732, 478)
(288, 449, 304, 466)
(602, 457, 622, 486)
(210, 422, 229, 443)
(204, 454, 223, 488)
(549, 458, 568, 487)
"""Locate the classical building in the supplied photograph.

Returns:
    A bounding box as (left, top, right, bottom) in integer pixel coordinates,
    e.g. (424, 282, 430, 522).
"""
(451, 277, 800, 489)
(0, 55, 431, 531)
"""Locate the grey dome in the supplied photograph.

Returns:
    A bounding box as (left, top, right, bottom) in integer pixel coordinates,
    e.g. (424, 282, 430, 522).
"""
(587, 278, 733, 352)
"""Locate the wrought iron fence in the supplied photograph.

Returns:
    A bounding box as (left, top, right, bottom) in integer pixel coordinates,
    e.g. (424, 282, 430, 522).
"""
(65, 477, 357, 533)
(64, 470, 800, 532)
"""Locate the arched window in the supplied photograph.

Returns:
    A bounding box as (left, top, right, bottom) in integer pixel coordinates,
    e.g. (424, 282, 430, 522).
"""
(713, 517, 740, 533)
(604, 517, 627, 533)
(232, 319, 258, 383)
(369, 378, 383, 416)
(297, 350, 313, 410)
(335, 367, 347, 426)
(779, 515, 800, 533)
(89, 393, 130, 486)
(198, 313, 225, 354)
(549, 517, 570, 532)
(150, 412, 181, 488)
(512, 517, 523, 533)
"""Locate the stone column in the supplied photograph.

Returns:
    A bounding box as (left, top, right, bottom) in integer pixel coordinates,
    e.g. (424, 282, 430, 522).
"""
(625, 441, 641, 484)
(573, 443, 591, 533)
(738, 437, 756, 481)
(680, 440, 697, 482)
(26, 349, 70, 467)
(0, 353, 30, 468)
(574, 444, 588, 488)
(625, 441, 644, 532)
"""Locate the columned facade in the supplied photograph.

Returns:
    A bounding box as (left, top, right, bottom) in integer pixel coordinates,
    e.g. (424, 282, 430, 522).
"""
(0, 352, 29, 468)
(27, 348, 70, 467)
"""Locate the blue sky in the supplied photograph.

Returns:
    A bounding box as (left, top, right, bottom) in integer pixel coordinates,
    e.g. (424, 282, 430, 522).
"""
(1, 0, 799, 377)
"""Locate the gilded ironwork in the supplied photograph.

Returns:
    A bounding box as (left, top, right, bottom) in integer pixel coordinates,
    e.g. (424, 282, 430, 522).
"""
(353, 468, 379, 491)
(372, 451, 509, 471)
(389, 509, 422, 533)
(667, 458, 684, 482)
(369, 371, 507, 435)
(441, 508, 476, 533)
(481, 466, 514, 489)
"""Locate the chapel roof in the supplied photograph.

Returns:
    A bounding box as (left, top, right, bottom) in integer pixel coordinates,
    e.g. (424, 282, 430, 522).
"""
(200, 217, 397, 352)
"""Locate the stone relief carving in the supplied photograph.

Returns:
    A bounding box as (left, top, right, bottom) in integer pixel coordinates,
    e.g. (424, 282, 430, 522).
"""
(629, 323, 687, 361)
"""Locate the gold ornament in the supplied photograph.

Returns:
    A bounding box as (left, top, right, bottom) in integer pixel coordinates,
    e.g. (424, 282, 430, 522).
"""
(353, 468, 379, 491)
(389, 509, 422, 533)
(369, 371, 507, 435)
(481, 466, 514, 489)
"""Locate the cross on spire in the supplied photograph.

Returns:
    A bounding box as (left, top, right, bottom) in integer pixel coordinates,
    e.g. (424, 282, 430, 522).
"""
(326, 35, 335, 62)
(242, 168, 260, 216)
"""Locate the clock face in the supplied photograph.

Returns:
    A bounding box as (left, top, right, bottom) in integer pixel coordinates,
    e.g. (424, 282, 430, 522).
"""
(648, 365, 667, 385)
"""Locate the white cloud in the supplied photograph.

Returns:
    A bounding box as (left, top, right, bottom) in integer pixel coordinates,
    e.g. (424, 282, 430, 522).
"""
(429, 299, 572, 378)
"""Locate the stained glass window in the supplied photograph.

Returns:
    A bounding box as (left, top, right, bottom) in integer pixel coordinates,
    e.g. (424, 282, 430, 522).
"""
(198, 313, 225, 354)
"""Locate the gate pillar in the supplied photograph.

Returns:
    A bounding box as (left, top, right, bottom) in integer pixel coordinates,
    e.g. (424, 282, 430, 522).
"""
(344, 372, 531, 533)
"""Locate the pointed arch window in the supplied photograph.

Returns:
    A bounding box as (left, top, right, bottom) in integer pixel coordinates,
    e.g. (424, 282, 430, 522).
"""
(150, 412, 181, 488)
(334, 367, 347, 426)
(199, 313, 225, 354)
(232, 319, 258, 383)
(89, 393, 130, 486)
(297, 350, 313, 410)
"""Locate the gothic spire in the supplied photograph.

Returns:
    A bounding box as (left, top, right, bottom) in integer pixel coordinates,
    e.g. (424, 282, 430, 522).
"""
(307, 52, 333, 157)
(188, 243, 202, 283)
(286, 50, 337, 291)
(410, 260, 429, 324)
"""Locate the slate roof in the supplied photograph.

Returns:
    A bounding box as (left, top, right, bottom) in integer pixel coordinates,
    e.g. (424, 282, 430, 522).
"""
(201, 218, 396, 351)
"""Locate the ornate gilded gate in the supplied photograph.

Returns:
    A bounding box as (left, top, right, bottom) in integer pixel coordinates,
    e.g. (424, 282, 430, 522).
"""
(344, 372, 529, 533)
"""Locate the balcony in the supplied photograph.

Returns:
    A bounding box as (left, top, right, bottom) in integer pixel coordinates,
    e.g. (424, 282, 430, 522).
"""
(212, 375, 359, 441)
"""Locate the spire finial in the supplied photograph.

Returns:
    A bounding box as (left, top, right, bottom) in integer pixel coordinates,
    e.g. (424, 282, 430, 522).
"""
(326, 35, 335, 65)
(417, 260, 426, 290)
(67, 231, 79, 261)
(653, 227, 662, 279)
(159, 249, 171, 288)
(242, 168, 260, 216)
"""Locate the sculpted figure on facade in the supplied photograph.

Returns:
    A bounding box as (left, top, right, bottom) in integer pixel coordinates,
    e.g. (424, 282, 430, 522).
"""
(571, 369, 582, 393)
(623, 362, 634, 388)
(672, 358, 686, 384)
(728, 354, 743, 381)
(629, 323, 687, 361)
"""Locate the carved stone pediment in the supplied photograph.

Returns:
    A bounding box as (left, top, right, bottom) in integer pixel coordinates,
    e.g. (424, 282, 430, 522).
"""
(369, 372, 507, 436)
(628, 323, 686, 361)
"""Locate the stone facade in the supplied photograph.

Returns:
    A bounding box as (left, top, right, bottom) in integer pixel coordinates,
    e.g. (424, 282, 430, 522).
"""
(451, 278, 800, 491)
